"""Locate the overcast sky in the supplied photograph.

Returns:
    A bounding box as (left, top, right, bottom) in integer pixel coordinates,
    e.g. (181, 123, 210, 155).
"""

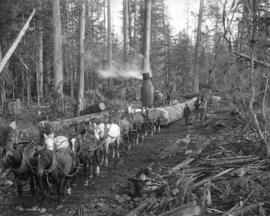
(112, 0, 200, 37)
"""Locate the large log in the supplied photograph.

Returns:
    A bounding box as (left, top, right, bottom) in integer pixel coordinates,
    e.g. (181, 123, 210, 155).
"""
(158, 201, 201, 216)
(149, 97, 197, 126)
(38, 111, 108, 131)
(79, 102, 106, 115)
(149, 96, 221, 126)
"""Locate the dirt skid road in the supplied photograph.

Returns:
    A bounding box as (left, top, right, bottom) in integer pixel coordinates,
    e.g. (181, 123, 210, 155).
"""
(0, 118, 206, 216)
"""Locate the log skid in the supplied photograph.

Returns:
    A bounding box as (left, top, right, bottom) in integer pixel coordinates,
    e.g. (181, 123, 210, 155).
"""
(38, 111, 108, 131)
(79, 102, 106, 115)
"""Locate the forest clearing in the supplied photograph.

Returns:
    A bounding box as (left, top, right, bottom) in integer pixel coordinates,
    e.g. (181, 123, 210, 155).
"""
(0, 0, 270, 215)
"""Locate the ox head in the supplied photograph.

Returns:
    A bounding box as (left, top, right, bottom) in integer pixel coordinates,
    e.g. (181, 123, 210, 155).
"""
(70, 137, 77, 151)
(43, 133, 55, 150)
(93, 123, 106, 141)
(1, 121, 19, 165)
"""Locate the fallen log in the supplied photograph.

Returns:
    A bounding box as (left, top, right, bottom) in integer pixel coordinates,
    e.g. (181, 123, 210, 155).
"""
(179, 93, 199, 99)
(150, 96, 221, 126)
(79, 102, 106, 115)
(0, 9, 36, 73)
(158, 201, 201, 216)
(193, 168, 234, 188)
(235, 52, 270, 68)
(202, 156, 260, 167)
(125, 198, 155, 216)
(168, 158, 195, 174)
(38, 111, 108, 131)
(149, 97, 197, 126)
(223, 202, 264, 216)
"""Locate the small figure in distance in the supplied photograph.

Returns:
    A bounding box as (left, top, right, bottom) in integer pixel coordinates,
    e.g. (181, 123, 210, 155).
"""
(166, 93, 171, 105)
(199, 95, 207, 123)
(194, 96, 201, 122)
(183, 103, 191, 126)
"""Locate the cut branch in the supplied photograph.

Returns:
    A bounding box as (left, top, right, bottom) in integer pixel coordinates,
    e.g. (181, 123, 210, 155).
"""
(158, 201, 200, 216)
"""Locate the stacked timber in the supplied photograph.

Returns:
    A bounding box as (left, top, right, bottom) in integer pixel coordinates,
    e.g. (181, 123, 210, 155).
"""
(149, 97, 197, 126)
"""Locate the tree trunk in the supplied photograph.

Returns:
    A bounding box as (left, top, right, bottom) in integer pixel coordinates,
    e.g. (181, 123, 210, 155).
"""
(37, 0, 43, 106)
(123, 0, 129, 65)
(139, 0, 145, 55)
(26, 70, 31, 104)
(128, 0, 133, 50)
(0, 45, 6, 110)
(133, 0, 138, 55)
(248, 0, 269, 155)
(107, 0, 112, 70)
(52, 0, 64, 97)
(141, 0, 154, 108)
(77, 0, 86, 116)
(193, 0, 204, 94)
(70, 1, 75, 100)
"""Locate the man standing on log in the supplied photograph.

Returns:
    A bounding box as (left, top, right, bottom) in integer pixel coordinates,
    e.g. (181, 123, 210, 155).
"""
(183, 104, 191, 126)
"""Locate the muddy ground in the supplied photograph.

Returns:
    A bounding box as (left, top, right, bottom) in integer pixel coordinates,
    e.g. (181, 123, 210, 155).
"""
(0, 109, 249, 216)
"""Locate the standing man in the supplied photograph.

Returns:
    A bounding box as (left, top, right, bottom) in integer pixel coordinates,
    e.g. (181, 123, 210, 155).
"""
(183, 103, 191, 126)
(199, 96, 207, 123)
(194, 96, 200, 122)
(166, 93, 171, 105)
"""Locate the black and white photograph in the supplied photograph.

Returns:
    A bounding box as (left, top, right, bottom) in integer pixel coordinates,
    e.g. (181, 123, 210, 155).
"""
(0, 0, 269, 215)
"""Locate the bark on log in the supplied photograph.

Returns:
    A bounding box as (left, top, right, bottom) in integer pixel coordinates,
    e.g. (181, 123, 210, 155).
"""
(235, 52, 270, 68)
(202, 156, 260, 167)
(149, 96, 221, 126)
(0, 9, 36, 74)
(38, 111, 108, 131)
(158, 201, 200, 216)
(149, 97, 197, 126)
(79, 102, 106, 115)
(223, 203, 264, 216)
(168, 158, 195, 174)
(179, 94, 200, 99)
(193, 168, 234, 188)
(125, 199, 154, 216)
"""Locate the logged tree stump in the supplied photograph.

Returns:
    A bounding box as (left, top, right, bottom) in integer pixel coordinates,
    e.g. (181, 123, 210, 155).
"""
(141, 73, 154, 108)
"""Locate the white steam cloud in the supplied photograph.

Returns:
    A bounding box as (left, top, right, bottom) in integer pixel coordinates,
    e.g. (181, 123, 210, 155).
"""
(96, 53, 144, 80)
(84, 50, 144, 80)
(97, 64, 143, 80)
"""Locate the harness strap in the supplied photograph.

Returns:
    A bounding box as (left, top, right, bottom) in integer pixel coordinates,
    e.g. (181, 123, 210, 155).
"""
(57, 158, 81, 177)
(12, 152, 27, 174)
(44, 151, 57, 174)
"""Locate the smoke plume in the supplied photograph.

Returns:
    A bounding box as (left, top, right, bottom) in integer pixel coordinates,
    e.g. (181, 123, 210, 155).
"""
(97, 64, 143, 80)
(96, 54, 144, 80)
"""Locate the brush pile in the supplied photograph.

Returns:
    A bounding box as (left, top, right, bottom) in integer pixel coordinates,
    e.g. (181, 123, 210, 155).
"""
(119, 111, 270, 216)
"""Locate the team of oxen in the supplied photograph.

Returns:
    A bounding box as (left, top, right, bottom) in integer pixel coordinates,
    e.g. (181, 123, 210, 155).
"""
(0, 105, 161, 210)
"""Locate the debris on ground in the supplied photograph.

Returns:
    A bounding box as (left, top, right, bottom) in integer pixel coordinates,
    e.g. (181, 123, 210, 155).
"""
(116, 110, 270, 216)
